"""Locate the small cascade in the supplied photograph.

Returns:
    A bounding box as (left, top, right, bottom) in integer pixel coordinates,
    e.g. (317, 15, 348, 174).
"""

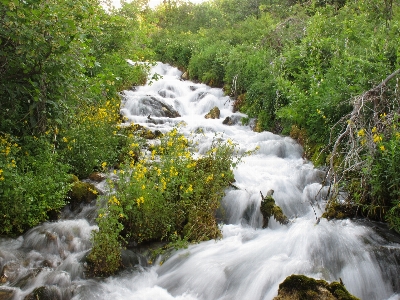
(1, 62, 399, 300)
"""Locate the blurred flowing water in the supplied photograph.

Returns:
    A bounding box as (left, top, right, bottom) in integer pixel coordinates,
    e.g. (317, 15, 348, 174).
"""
(1, 63, 399, 300)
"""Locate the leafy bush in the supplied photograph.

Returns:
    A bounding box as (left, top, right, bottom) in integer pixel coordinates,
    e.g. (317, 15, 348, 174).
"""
(355, 116, 400, 230)
(188, 41, 230, 86)
(59, 98, 125, 179)
(88, 127, 249, 275)
(0, 134, 70, 235)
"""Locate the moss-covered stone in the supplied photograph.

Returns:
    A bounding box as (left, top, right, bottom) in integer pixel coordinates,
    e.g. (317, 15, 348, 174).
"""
(68, 180, 98, 209)
(274, 275, 360, 300)
(322, 200, 356, 221)
(124, 123, 163, 140)
(260, 192, 288, 228)
(205, 106, 220, 119)
(68, 174, 79, 184)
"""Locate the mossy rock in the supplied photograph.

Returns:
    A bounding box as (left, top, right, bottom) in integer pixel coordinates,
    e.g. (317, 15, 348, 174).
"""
(68, 180, 98, 209)
(124, 123, 163, 140)
(273, 275, 359, 300)
(322, 200, 356, 221)
(260, 192, 289, 228)
(205, 106, 220, 119)
(68, 174, 79, 184)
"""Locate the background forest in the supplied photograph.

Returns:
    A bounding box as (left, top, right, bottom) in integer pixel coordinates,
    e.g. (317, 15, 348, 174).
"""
(1, 0, 400, 272)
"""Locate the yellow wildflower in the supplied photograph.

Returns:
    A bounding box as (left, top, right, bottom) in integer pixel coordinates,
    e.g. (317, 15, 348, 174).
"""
(206, 174, 214, 183)
(373, 134, 382, 143)
(136, 196, 145, 206)
(185, 184, 193, 193)
(379, 145, 385, 151)
(108, 196, 120, 205)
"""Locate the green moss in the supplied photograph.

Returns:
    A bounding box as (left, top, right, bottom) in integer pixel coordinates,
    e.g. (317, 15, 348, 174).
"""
(274, 275, 360, 300)
(68, 181, 98, 209)
(322, 200, 356, 221)
(328, 282, 359, 300)
(260, 195, 288, 228)
(68, 174, 79, 183)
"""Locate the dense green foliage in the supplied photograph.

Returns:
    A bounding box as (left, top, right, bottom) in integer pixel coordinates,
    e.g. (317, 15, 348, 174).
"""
(0, 0, 154, 234)
(148, 0, 400, 232)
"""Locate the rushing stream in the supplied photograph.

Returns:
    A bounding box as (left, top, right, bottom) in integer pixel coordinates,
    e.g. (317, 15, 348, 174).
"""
(1, 63, 400, 300)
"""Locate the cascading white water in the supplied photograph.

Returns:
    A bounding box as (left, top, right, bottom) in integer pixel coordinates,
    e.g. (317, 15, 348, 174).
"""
(1, 62, 399, 300)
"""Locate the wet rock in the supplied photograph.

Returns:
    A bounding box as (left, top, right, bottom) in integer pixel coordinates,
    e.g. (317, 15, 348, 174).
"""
(138, 96, 181, 118)
(273, 274, 359, 300)
(197, 92, 208, 100)
(88, 172, 106, 182)
(45, 231, 58, 241)
(121, 249, 140, 269)
(205, 106, 220, 119)
(0, 289, 14, 300)
(181, 71, 188, 80)
(222, 116, 233, 125)
(24, 286, 62, 300)
(0, 261, 20, 284)
(67, 181, 98, 210)
(260, 190, 288, 228)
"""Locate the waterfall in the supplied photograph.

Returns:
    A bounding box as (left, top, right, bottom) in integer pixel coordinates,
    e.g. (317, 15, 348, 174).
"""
(1, 62, 399, 300)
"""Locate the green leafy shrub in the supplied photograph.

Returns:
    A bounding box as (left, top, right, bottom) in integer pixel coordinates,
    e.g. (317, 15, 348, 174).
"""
(87, 195, 125, 276)
(88, 127, 249, 275)
(359, 118, 400, 229)
(0, 134, 70, 235)
(58, 97, 138, 179)
(188, 41, 229, 86)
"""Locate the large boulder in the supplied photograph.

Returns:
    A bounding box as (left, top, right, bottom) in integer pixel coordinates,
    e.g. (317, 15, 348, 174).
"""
(135, 96, 181, 118)
(274, 275, 359, 300)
